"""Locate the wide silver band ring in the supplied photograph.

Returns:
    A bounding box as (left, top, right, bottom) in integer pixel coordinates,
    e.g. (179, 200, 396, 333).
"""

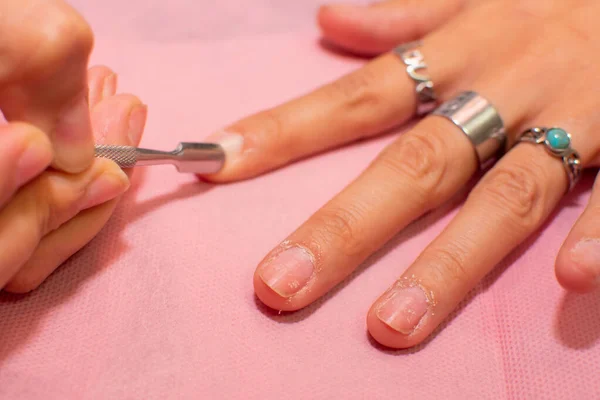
(517, 127, 582, 192)
(432, 91, 507, 169)
(393, 41, 437, 116)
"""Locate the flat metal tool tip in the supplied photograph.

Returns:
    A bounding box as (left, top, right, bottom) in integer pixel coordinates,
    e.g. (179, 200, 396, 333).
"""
(94, 142, 225, 174)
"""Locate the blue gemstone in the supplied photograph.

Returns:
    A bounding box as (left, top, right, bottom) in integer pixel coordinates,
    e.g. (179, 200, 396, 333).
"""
(546, 128, 570, 150)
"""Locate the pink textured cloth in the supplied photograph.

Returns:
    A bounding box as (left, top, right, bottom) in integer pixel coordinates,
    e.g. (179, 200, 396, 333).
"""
(1, 1, 599, 399)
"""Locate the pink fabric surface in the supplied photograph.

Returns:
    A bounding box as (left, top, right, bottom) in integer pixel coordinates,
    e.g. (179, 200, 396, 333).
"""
(0, 1, 599, 399)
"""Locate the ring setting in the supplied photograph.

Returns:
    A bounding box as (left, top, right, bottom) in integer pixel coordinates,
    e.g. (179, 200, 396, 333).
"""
(393, 41, 438, 116)
(517, 127, 582, 191)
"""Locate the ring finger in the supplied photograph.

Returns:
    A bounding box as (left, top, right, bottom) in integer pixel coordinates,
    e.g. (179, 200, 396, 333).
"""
(368, 101, 600, 347)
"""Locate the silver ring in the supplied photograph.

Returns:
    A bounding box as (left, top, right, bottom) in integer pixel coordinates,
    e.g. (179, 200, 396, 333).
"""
(393, 41, 437, 116)
(432, 91, 507, 169)
(517, 127, 582, 192)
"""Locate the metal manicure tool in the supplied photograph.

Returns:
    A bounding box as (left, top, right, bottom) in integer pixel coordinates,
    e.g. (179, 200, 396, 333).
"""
(94, 143, 225, 174)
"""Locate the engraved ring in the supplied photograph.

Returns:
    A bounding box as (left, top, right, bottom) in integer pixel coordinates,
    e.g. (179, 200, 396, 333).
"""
(393, 41, 438, 116)
(432, 91, 507, 169)
(517, 127, 582, 192)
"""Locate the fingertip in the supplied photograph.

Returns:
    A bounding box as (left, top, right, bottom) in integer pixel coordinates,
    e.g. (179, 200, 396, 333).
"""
(317, 3, 419, 56)
(555, 239, 600, 293)
(0, 122, 53, 192)
(366, 297, 427, 349)
(198, 131, 245, 183)
(317, 4, 393, 56)
(253, 271, 301, 312)
(88, 65, 117, 108)
(91, 93, 145, 146)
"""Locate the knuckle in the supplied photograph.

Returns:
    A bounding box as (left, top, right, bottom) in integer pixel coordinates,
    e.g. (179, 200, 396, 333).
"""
(309, 204, 366, 257)
(328, 67, 381, 111)
(425, 244, 470, 284)
(477, 161, 546, 229)
(257, 108, 288, 146)
(250, 108, 296, 164)
(378, 132, 447, 198)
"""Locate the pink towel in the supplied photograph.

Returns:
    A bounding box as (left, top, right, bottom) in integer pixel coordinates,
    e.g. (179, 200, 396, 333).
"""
(0, 1, 598, 398)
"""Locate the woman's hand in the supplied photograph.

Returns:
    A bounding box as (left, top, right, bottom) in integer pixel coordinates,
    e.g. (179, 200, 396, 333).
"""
(0, 1, 147, 292)
(199, 0, 600, 348)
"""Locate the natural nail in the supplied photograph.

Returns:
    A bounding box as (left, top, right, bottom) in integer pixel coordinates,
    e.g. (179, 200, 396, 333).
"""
(205, 131, 244, 160)
(570, 239, 600, 284)
(128, 105, 148, 146)
(259, 247, 315, 297)
(377, 286, 429, 334)
(102, 73, 118, 98)
(81, 169, 130, 210)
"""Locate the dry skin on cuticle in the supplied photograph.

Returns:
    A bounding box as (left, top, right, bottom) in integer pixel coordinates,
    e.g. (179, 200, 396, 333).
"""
(375, 275, 437, 327)
(261, 241, 319, 304)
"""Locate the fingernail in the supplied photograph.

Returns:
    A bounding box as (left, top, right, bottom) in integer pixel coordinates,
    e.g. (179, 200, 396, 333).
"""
(16, 141, 52, 186)
(102, 73, 118, 98)
(128, 105, 147, 146)
(570, 239, 600, 284)
(205, 131, 244, 161)
(259, 247, 315, 297)
(377, 287, 429, 334)
(53, 96, 94, 173)
(81, 169, 130, 210)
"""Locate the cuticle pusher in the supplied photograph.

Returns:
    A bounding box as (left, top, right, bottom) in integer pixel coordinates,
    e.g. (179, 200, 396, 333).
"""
(94, 142, 225, 174)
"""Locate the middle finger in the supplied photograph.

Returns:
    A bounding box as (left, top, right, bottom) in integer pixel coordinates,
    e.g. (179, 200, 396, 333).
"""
(250, 3, 542, 310)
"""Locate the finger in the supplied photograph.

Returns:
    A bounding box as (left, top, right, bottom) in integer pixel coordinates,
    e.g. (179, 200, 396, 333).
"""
(0, 123, 53, 207)
(87, 65, 118, 109)
(0, 0, 95, 173)
(251, 77, 524, 311)
(252, 117, 476, 311)
(4, 94, 148, 293)
(0, 157, 129, 288)
(202, 41, 466, 182)
(318, 0, 465, 55)
(367, 112, 599, 348)
(555, 172, 600, 293)
(250, 2, 556, 313)
(90, 93, 147, 147)
(366, 145, 566, 347)
(202, 1, 539, 184)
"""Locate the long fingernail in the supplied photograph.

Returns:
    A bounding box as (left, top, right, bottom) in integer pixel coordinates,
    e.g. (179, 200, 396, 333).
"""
(53, 96, 94, 173)
(16, 141, 52, 187)
(205, 131, 244, 163)
(128, 105, 148, 146)
(81, 168, 130, 210)
(570, 239, 600, 285)
(259, 247, 315, 297)
(377, 287, 429, 334)
(102, 73, 118, 98)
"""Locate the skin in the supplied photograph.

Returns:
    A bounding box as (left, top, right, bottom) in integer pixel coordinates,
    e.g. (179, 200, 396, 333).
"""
(197, 0, 600, 348)
(0, 2, 147, 293)
(4, 0, 597, 351)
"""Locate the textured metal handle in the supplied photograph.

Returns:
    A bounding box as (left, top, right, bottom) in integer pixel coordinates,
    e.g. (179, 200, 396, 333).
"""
(94, 145, 138, 168)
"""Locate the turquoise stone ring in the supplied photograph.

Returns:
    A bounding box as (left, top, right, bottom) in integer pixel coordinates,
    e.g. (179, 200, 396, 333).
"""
(545, 128, 571, 153)
(517, 127, 582, 192)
